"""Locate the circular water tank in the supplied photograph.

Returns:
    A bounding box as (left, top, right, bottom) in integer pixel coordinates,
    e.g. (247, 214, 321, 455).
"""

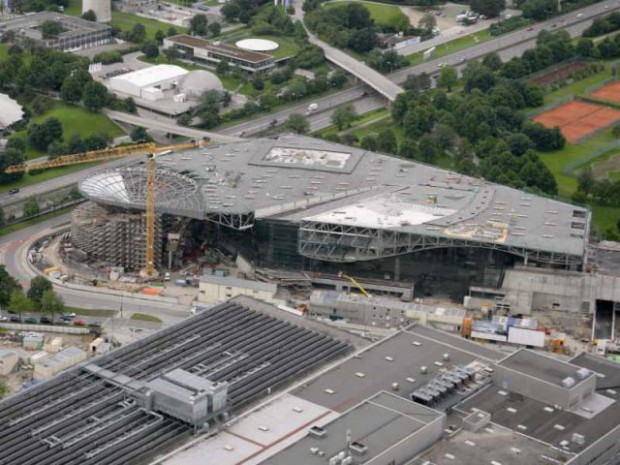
(235, 38, 280, 52)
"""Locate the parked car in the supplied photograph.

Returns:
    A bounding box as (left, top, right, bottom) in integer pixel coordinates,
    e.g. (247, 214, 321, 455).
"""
(73, 320, 87, 326)
(10, 315, 21, 322)
(8, 188, 19, 195)
(40, 317, 53, 324)
(88, 322, 102, 329)
(24, 317, 38, 324)
(55, 319, 70, 325)
(61, 312, 76, 320)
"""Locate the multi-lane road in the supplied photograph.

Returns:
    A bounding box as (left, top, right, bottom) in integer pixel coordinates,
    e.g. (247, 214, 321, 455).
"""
(221, 0, 620, 136)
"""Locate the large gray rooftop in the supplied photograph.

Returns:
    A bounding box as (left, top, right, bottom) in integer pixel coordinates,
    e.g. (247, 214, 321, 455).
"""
(0, 11, 111, 38)
(266, 392, 443, 465)
(79, 135, 589, 264)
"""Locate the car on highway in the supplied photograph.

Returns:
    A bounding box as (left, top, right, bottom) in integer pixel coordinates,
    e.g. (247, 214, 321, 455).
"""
(8, 188, 19, 195)
(361, 91, 369, 97)
(73, 319, 87, 326)
(577, 13, 583, 17)
(527, 26, 535, 31)
(437, 62, 447, 68)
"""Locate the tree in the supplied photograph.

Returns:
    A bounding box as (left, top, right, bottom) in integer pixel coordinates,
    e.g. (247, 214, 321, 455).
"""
(208, 22, 222, 37)
(577, 167, 596, 197)
(82, 81, 108, 112)
(130, 126, 152, 143)
(482, 52, 502, 71)
(155, 29, 166, 45)
(0, 265, 20, 308)
(41, 20, 64, 39)
(507, 133, 534, 156)
(141, 40, 159, 59)
(576, 38, 595, 57)
(24, 197, 39, 217)
(521, 0, 557, 20)
(164, 47, 181, 61)
(331, 103, 357, 130)
(221, 3, 240, 22)
(27, 117, 63, 151)
(216, 60, 230, 75)
(419, 13, 436, 35)
(128, 23, 146, 43)
(27, 276, 52, 307)
(40, 289, 64, 321)
(285, 113, 310, 134)
(470, 0, 505, 18)
(329, 70, 348, 88)
(189, 14, 208, 36)
(60, 69, 92, 104)
(9, 290, 33, 317)
(438, 66, 458, 91)
(81, 9, 97, 21)
(376, 129, 397, 154)
(0, 207, 4, 228)
(125, 97, 137, 114)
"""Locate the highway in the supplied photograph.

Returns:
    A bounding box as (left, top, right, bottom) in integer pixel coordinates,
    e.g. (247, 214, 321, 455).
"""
(221, 0, 620, 136)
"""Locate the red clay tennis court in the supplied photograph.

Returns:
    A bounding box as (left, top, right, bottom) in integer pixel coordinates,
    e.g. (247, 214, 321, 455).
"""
(592, 81, 620, 103)
(533, 100, 620, 143)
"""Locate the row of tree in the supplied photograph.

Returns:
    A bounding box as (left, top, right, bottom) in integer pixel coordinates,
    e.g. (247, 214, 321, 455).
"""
(0, 267, 65, 320)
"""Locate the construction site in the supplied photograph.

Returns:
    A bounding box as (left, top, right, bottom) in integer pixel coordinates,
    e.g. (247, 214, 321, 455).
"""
(9, 135, 620, 359)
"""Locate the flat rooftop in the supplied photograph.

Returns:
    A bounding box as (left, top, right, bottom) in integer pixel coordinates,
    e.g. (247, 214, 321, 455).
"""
(459, 384, 620, 454)
(292, 326, 500, 413)
(79, 136, 588, 262)
(498, 349, 594, 387)
(570, 352, 620, 390)
(414, 422, 561, 465)
(267, 392, 443, 465)
(0, 11, 111, 38)
(167, 34, 273, 63)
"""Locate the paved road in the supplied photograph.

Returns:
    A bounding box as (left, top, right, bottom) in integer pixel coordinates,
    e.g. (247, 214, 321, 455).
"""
(0, 214, 189, 324)
(222, 0, 620, 136)
(104, 110, 243, 143)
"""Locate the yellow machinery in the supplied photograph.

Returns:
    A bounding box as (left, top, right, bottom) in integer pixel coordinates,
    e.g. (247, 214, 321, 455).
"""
(338, 272, 372, 298)
(5, 140, 201, 278)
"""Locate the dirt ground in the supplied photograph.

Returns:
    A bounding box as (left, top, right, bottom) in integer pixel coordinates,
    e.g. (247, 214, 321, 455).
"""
(533, 100, 620, 143)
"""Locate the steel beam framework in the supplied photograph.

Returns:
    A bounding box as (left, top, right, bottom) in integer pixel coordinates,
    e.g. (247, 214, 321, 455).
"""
(298, 220, 583, 267)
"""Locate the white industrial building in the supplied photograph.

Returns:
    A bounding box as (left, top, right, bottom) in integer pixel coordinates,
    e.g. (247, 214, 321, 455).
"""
(109, 65, 189, 101)
(198, 275, 284, 306)
(0, 93, 24, 129)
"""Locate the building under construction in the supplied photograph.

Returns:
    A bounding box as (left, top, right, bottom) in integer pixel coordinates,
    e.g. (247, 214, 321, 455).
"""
(73, 135, 590, 294)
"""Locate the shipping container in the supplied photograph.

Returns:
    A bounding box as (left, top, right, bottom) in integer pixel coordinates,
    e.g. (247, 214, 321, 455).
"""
(507, 326, 545, 348)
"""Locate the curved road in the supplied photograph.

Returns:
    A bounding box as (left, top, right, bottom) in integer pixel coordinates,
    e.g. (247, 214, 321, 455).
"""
(0, 214, 187, 324)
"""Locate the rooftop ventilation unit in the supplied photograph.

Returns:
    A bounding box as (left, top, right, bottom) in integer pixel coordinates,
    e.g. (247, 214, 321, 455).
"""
(561, 377, 576, 389)
(420, 366, 428, 374)
(443, 353, 450, 361)
(349, 441, 368, 456)
(576, 368, 590, 380)
(309, 426, 326, 439)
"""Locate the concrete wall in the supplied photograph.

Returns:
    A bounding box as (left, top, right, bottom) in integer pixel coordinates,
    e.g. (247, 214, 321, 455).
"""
(493, 364, 595, 410)
(566, 424, 620, 465)
(0, 350, 18, 376)
(198, 282, 283, 306)
(367, 413, 445, 465)
(500, 268, 620, 314)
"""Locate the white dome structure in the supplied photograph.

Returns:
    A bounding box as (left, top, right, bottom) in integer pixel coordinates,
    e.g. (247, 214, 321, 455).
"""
(180, 70, 223, 98)
(235, 38, 279, 52)
(82, 0, 112, 23)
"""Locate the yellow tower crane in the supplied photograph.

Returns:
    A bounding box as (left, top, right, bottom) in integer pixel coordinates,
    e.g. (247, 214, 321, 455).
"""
(4, 140, 201, 278)
(338, 272, 372, 298)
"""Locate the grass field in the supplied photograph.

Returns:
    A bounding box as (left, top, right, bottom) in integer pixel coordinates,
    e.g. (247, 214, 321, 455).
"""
(66, 307, 117, 317)
(325, 1, 409, 27)
(217, 28, 300, 60)
(408, 29, 492, 65)
(13, 102, 124, 160)
(111, 11, 179, 40)
(0, 43, 8, 61)
(0, 162, 101, 194)
(64, 0, 82, 16)
(130, 313, 163, 323)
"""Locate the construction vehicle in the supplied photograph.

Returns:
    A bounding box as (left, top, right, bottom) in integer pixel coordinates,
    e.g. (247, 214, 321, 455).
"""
(338, 272, 372, 298)
(5, 140, 202, 278)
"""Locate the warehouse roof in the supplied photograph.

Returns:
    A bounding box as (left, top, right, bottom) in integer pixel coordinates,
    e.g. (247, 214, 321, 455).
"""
(200, 275, 277, 293)
(109, 65, 188, 89)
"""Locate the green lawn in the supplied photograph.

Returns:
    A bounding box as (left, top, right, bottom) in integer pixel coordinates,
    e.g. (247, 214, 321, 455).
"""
(217, 28, 300, 60)
(130, 313, 162, 323)
(66, 307, 117, 317)
(64, 0, 82, 16)
(0, 43, 8, 61)
(14, 102, 124, 160)
(111, 11, 179, 40)
(325, 1, 409, 28)
(543, 69, 613, 104)
(408, 29, 492, 65)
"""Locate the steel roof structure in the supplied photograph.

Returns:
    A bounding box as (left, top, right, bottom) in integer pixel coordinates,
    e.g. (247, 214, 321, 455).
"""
(0, 299, 349, 465)
(78, 135, 590, 267)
